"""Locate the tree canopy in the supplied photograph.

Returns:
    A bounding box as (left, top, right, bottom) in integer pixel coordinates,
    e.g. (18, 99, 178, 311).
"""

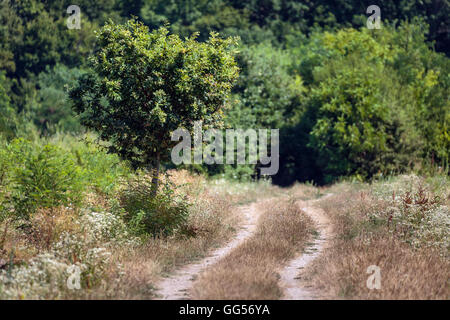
(69, 19, 239, 190)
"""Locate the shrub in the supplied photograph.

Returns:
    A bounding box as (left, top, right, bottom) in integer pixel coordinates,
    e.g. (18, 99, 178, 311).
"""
(119, 175, 190, 237)
(7, 139, 84, 219)
(58, 134, 132, 195)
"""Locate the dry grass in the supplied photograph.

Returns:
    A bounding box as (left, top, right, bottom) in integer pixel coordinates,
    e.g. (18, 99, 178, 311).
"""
(100, 194, 239, 299)
(206, 177, 285, 205)
(0, 206, 80, 266)
(304, 177, 450, 300)
(308, 233, 449, 299)
(191, 198, 313, 299)
(3, 169, 446, 300)
(72, 170, 247, 299)
(0, 170, 251, 299)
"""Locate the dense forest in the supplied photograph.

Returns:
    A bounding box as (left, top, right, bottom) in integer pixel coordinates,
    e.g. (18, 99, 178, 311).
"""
(1, 0, 449, 185)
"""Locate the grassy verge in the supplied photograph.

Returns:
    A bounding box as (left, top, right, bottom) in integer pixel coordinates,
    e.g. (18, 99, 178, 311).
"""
(304, 174, 449, 299)
(191, 193, 314, 300)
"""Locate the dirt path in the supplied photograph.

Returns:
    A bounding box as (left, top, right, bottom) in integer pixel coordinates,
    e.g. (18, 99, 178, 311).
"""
(279, 196, 333, 300)
(154, 202, 261, 300)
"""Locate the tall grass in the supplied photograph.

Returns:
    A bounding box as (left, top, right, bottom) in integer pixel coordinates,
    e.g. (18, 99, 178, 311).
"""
(304, 175, 449, 299)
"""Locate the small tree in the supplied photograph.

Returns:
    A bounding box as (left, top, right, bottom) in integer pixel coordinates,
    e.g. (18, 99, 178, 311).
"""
(69, 19, 239, 194)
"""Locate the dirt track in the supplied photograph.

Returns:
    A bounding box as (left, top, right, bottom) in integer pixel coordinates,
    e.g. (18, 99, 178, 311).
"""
(155, 196, 331, 300)
(278, 197, 332, 299)
(155, 202, 261, 300)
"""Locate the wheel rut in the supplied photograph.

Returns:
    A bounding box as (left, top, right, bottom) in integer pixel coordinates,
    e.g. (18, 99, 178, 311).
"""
(279, 196, 333, 300)
(155, 202, 261, 300)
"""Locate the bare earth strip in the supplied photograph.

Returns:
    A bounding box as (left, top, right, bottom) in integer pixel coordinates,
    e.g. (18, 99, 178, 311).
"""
(154, 202, 261, 300)
(279, 196, 333, 300)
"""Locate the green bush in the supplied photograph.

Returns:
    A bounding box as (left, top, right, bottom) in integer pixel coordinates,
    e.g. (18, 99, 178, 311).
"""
(51, 134, 132, 195)
(276, 23, 449, 185)
(0, 139, 12, 221)
(307, 63, 407, 181)
(0, 133, 132, 221)
(6, 138, 84, 219)
(119, 175, 189, 237)
(0, 139, 10, 187)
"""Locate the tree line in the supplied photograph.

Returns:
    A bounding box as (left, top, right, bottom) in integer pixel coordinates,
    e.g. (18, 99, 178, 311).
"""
(0, 0, 449, 184)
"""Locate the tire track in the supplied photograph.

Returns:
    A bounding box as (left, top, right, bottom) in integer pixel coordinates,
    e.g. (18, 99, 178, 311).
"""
(154, 202, 261, 300)
(279, 196, 333, 300)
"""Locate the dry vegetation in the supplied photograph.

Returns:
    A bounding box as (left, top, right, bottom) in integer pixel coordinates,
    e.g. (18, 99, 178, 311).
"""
(1, 169, 447, 300)
(191, 196, 314, 299)
(101, 172, 241, 299)
(0, 170, 266, 299)
(303, 175, 449, 299)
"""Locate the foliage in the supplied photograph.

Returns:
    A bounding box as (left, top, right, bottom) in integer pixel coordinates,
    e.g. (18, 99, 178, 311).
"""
(69, 19, 239, 189)
(0, 1, 448, 186)
(228, 43, 302, 129)
(65, 135, 132, 195)
(119, 175, 190, 237)
(28, 65, 86, 134)
(140, 0, 251, 42)
(206, 43, 303, 180)
(0, 72, 16, 139)
(3, 139, 84, 219)
(276, 24, 449, 185)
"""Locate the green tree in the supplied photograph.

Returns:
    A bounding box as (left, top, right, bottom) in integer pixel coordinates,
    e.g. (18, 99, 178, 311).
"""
(228, 43, 302, 129)
(140, 0, 250, 42)
(0, 0, 22, 74)
(30, 65, 85, 134)
(0, 72, 16, 139)
(277, 25, 442, 184)
(69, 19, 239, 194)
(307, 65, 394, 181)
(218, 43, 303, 180)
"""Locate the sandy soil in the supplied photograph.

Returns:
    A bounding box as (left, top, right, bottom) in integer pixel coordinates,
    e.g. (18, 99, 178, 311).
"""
(154, 202, 261, 300)
(278, 196, 333, 300)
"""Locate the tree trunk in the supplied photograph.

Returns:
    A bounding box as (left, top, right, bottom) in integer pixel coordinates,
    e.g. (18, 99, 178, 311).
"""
(151, 152, 160, 196)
